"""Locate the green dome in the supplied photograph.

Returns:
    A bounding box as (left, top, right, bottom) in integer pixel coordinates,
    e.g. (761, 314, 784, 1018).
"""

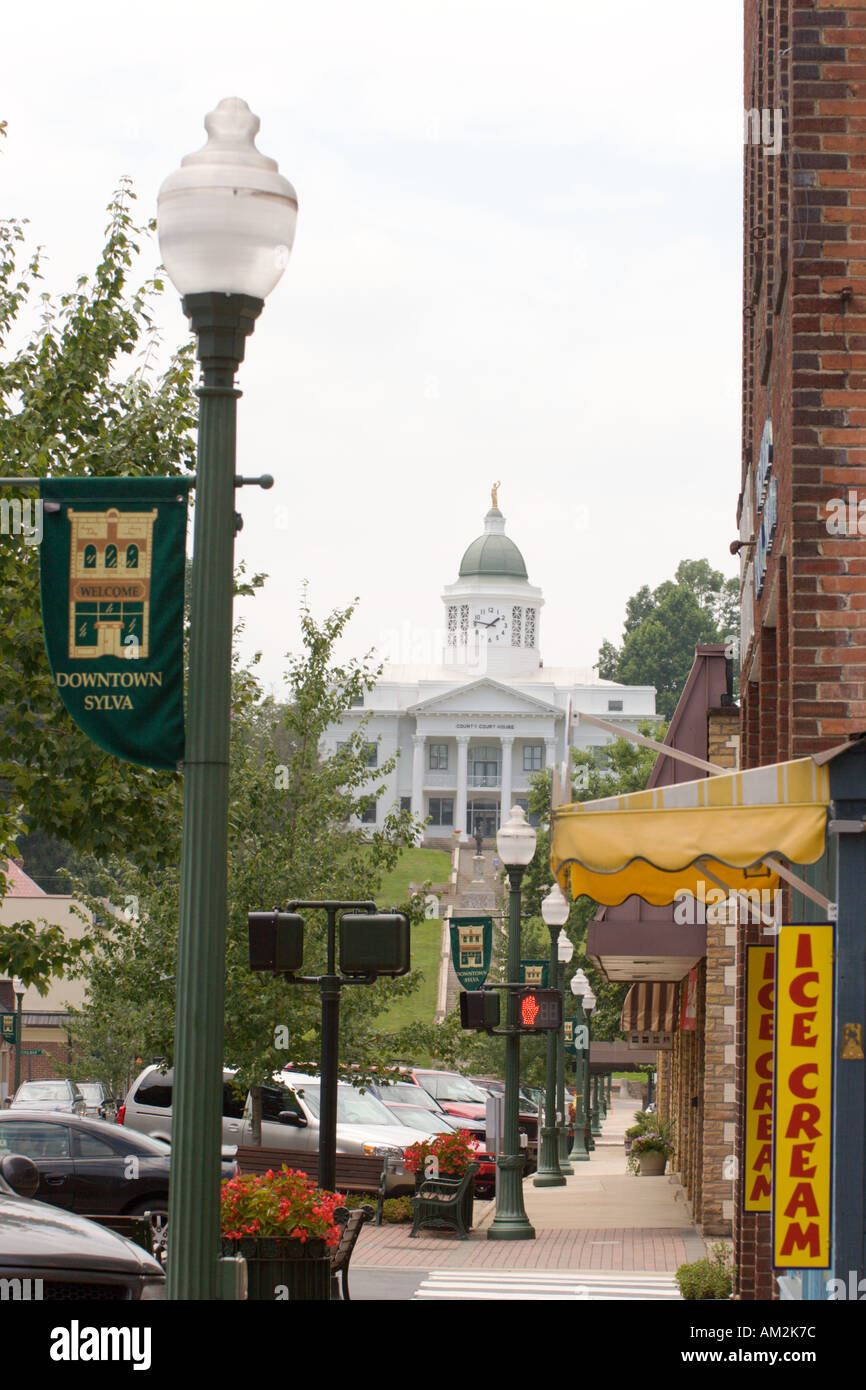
(458, 507, 528, 580)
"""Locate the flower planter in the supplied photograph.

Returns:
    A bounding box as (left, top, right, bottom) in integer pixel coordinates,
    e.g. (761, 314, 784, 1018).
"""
(637, 1150, 668, 1176)
(223, 1236, 331, 1301)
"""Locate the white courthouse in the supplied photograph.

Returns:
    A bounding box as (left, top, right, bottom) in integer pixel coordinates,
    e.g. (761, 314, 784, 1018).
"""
(325, 492, 657, 843)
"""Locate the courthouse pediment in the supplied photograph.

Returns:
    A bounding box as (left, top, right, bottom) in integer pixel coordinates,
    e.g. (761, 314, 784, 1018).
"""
(408, 679, 561, 718)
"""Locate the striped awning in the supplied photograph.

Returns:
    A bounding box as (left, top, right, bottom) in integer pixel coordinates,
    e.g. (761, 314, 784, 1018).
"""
(551, 756, 830, 907)
(620, 983, 678, 1033)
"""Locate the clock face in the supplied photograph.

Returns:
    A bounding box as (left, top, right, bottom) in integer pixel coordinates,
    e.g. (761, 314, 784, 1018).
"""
(472, 604, 509, 644)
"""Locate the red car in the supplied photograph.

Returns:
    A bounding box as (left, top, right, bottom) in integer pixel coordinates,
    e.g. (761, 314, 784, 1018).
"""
(408, 1069, 538, 1173)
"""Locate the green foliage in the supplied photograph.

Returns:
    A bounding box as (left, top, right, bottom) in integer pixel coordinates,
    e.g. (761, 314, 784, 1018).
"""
(597, 559, 738, 719)
(66, 597, 430, 1093)
(674, 1243, 734, 1301)
(342, 1193, 412, 1223)
(0, 169, 196, 892)
(0, 918, 90, 993)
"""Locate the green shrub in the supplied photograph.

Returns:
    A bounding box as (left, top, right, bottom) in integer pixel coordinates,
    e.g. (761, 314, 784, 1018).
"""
(675, 1243, 734, 1300)
(341, 1192, 413, 1223)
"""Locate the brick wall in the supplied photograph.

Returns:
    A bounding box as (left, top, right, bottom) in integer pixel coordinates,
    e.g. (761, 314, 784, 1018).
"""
(739, 0, 866, 1299)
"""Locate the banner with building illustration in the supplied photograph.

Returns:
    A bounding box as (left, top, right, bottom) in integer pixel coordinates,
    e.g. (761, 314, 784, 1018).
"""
(39, 478, 189, 771)
(449, 916, 493, 989)
(520, 959, 549, 988)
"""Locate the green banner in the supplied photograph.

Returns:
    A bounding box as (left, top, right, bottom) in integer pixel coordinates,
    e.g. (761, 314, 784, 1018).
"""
(450, 916, 493, 989)
(520, 959, 549, 987)
(0, 1013, 18, 1044)
(39, 478, 189, 771)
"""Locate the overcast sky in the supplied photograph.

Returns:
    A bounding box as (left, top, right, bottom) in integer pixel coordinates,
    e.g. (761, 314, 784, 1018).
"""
(2, 1, 743, 694)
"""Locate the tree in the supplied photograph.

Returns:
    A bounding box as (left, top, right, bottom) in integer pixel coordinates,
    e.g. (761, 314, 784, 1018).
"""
(0, 169, 197, 894)
(66, 598, 431, 1104)
(597, 559, 737, 719)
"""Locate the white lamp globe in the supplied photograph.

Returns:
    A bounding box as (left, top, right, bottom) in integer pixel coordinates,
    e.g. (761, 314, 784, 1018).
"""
(496, 805, 537, 868)
(570, 973, 583, 996)
(541, 881, 569, 929)
(158, 98, 298, 299)
(557, 930, 574, 964)
(584, 990, 597, 1015)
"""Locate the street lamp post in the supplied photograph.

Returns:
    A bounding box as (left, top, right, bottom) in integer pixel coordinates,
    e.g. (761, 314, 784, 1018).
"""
(533, 885, 568, 1187)
(488, 806, 536, 1241)
(556, 929, 574, 1174)
(584, 987, 596, 1152)
(568, 973, 589, 1162)
(157, 99, 297, 1300)
(12, 978, 24, 1095)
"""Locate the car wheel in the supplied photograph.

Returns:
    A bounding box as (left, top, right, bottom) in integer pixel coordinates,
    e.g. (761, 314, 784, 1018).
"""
(128, 1199, 169, 1267)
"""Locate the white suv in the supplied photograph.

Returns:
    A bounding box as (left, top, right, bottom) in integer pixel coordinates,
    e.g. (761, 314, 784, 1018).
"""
(120, 1066, 432, 1194)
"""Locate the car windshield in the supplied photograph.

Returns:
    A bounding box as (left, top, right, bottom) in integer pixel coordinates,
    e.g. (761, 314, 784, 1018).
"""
(391, 1107, 457, 1132)
(298, 1084, 403, 1127)
(419, 1074, 488, 1103)
(382, 1083, 438, 1108)
(15, 1082, 68, 1100)
(77, 1085, 101, 1102)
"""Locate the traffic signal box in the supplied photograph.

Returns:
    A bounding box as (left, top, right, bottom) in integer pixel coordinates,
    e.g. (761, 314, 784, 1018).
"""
(248, 911, 305, 974)
(339, 913, 411, 977)
(459, 987, 563, 1032)
(460, 990, 501, 1029)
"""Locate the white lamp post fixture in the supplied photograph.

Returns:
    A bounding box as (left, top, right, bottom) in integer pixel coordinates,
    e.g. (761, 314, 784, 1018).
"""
(489, 808, 537, 1239)
(157, 98, 296, 1300)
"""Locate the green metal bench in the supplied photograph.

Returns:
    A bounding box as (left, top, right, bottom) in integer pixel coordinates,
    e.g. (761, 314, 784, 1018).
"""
(409, 1163, 478, 1240)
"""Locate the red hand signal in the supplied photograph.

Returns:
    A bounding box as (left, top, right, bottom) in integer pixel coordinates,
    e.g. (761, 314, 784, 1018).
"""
(520, 993, 540, 1026)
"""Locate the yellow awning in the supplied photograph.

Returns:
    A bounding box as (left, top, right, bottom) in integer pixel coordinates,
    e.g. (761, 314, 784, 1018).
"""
(551, 757, 829, 906)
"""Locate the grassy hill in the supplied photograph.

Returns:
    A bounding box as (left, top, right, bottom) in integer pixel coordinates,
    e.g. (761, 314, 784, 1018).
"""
(372, 846, 451, 1049)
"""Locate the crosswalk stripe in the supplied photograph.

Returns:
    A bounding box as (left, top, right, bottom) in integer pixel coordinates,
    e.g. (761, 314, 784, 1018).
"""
(413, 1269, 680, 1301)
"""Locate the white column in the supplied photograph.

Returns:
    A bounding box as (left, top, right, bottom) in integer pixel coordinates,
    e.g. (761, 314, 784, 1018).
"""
(455, 735, 469, 841)
(500, 736, 514, 827)
(411, 734, 426, 829)
(545, 737, 556, 774)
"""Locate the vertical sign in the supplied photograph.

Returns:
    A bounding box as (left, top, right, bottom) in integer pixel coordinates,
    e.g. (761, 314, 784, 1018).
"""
(743, 945, 774, 1211)
(772, 924, 834, 1268)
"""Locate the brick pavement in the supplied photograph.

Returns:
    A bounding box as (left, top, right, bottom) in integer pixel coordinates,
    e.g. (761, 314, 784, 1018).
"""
(353, 1095, 707, 1274)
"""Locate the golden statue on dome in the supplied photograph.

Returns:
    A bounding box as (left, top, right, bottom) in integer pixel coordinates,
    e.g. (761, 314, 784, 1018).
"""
(491, 481, 500, 509)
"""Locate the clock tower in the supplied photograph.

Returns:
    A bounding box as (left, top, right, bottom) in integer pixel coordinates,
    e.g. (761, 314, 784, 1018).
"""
(442, 490, 544, 677)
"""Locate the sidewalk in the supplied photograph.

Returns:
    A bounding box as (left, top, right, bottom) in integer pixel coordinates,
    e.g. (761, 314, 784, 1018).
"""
(353, 1095, 707, 1273)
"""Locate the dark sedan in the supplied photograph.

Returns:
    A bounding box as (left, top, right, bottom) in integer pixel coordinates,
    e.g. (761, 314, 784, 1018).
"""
(0, 1154, 164, 1301)
(0, 1110, 236, 1264)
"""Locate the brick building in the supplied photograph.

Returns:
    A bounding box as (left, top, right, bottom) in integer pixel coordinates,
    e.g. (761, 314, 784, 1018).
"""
(737, 1, 866, 1298)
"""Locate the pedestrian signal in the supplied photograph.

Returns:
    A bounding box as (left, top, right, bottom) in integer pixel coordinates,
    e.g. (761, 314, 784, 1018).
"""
(517, 988, 562, 1031)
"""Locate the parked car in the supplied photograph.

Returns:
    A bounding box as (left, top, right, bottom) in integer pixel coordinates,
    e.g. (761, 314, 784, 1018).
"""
(10, 1079, 87, 1117)
(120, 1064, 434, 1196)
(412, 1068, 538, 1171)
(364, 1079, 487, 1139)
(0, 1152, 165, 1300)
(382, 1104, 497, 1198)
(75, 1081, 118, 1121)
(0, 1108, 236, 1264)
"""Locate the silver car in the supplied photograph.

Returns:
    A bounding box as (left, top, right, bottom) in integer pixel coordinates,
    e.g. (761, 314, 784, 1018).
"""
(11, 1080, 87, 1117)
(120, 1065, 434, 1194)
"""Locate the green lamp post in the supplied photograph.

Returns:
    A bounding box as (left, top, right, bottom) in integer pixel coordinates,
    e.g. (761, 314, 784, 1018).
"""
(533, 884, 567, 1187)
(157, 98, 297, 1300)
(568, 971, 589, 1162)
(488, 806, 536, 1241)
(584, 985, 597, 1152)
(12, 978, 24, 1095)
(556, 929, 574, 1174)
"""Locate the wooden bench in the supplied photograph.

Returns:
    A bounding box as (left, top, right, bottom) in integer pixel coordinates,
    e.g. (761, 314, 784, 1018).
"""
(235, 1145, 390, 1194)
(330, 1205, 374, 1300)
(409, 1163, 479, 1240)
